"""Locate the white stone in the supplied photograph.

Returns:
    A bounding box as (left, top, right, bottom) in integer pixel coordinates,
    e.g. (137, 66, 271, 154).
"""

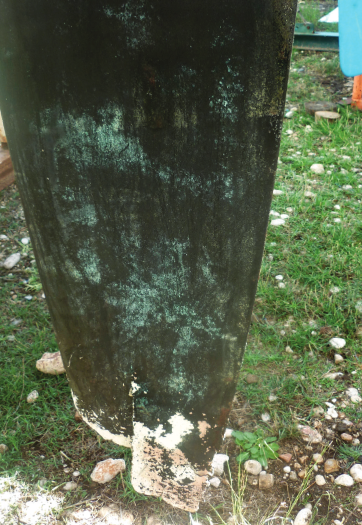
(3, 253, 21, 270)
(346, 388, 362, 403)
(285, 111, 294, 118)
(62, 482, 78, 491)
(310, 164, 324, 174)
(350, 464, 362, 482)
(327, 407, 338, 419)
(223, 428, 233, 438)
(268, 394, 277, 402)
(313, 454, 324, 464)
(209, 477, 221, 488)
(330, 287, 340, 294)
(324, 372, 343, 380)
(259, 473, 274, 489)
(275, 275, 283, 281)
(285, 346, 293, 353)
(315, 475, 326, 486)
(283, 466, 291, 473)
(278, 283, 286, 289)
(312, 407, 324, 416)
(353, 438, 361, 446)
(24, 295, 33, 301)
(286, 207, 293, 212)
(294, 508, 312, 525)
(334, 354, 344, 364)
(0, 444, 8, 454)
(270, 210, 280, 216)
(27, 390, 39, 403)
(355, 493, 362, 506)
(270, 219, 285, 226)
(329, 338, 346, 349)
(261, 413, 271, 422)
(244, 460, 262, 476)
(334, 474, 354, 487)
(21, 237, 30, 245)
(0, 234, 8, 240)
(342, 185, 353, 190)
(273, 189, 283, 195)
(334, 205, 341, 210)
(304, 191, 315, 198)
(280, 214, 289, 219)
(73, 471, 81, 477)
(91, 458, 126, 484)
(212, 454, 229, 476)
(36, 351, 66, 375)
(334, 218, 341, 223)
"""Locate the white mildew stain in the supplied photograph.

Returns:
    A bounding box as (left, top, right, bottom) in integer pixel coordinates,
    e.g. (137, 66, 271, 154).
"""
(71, 392, 131, 448)
(76, 249, 101, 284)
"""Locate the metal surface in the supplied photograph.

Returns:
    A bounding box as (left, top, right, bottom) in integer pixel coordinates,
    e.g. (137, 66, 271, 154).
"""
(294, 22, 339, 51)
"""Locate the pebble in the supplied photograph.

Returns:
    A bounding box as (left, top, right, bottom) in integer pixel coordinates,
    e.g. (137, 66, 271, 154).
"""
(304, 191, 315, 198)
(298, 425, 322, 444)
(283, 466, 291, 473)
(244, 460, 262, 476)
(289, 471, 297, 481)
(346, 387, 362, 403)
(73, 471, 81, 477)
(278, 283, 286, 289)
(3, 253, 21, 270)
(285, 346, 293, 354)
(0, 444, 8, 454)
(324, 459, 340, 474)
(38, 479, 47, 488)
(91, 458, 126, 484)
(270, 219, 285, 226)
(334, 204, 341, 210)
(350, 464, 362, 482)
(24, 295, 33, 301)
(209, 477, 221, 488)
(245, 374, 259, 384)
(259, 473, 274, 489)
(0, 234, 8, 240)
(353, 438, 361, 446)
(315, 475, 326, 486)
(275, 275, 283, 281)
(247, 475, 259, 486)
(324, 372, 343, 380)
(298, 469, 306, 479)
(280, 214, 289, 219)
(310, 163, 324, 174)
(334, 354, 344, 364)
(286, 130, 294, 135)
(62, 481, 78, 491)
(329, 337, 346, 349)
(286, 207, 293, 212)
(21, 237, 30, 244)
(294, 508, 312, 525)
(261, 413, 271, 422)
(342, 185, 353, 190)
(268, 394, 277, 402)
(27, 390, 39, 403)
(285, 111, 294, 118)
(341, 433, 353, 443)
(334, 218, 341, 223)
(212, 454, 229, 476)
(36, 351, 65, 375)
(273, 189, 284, 195)
(334, 474, 354, 487)
(330, 287, 340, 294)
(312, 407, 324, 416)
(355, 493, 362, 506)
(279, 453, 292, 463)
(327, 407, 338, 419)
(223, 428, 233, 438)
(313, 454, 324, 464)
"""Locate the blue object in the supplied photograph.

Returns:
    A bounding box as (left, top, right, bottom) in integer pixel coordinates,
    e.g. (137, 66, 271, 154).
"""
(339, 0, 362, 76)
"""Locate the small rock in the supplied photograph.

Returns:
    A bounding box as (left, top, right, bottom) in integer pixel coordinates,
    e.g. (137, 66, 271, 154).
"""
(245, 374, 258, 384)
(62, 481, 78, 491)
(285, 111, 294, 118)
(209, 477, 221, 488)
(0, 444, 8, 454)
(342, 184, 353, 190)
(294, 508, 312, 525)
(341, 433, 353, 443)
(334, 218, 341, 223)
(334, 474, 354, 487)
(279, 453, 292, 463)
(259, 473, 274, 489)
(330, 287, 340, 294)
(310, 164, 324, 175)
(74, 411, 83, 422)
(329, 337, 346, 349)
(244, 460, 262, 476)
(3, 253, 21, 270)
(280, 214, 289, 219)
(334, 354, 344, 364)
(313, 454, 323, 464)
(271, 219, 285, 226)
(36, 351, 66, 375)
(312, 406, 324, 416)
(283, 466, 291, 473)
(289, 471, 297, 481)
(38, 479, 47, 488)
(275, 275, 283, 281)
(21, 237, 30, 245)
(273, 189, 283, 195)
(120, 511, 134, 525)
(24, 295, 33, 301)
(324, 372, 343, 380)
(223, 428, 233, 438)
(91, 458, 126, 484)
(286, 129, 293, 135)
(327, 407, 338, 419)
(315, 475, 326, 486)
(356, 301, 362, 314)
(298, 469, 306, 479)
(27, 390, 39, 403)
(350, 464, 362, 482)
(212, 454, 229, 476)
(261, 412, 271, 422)
(278, 282, 286, 289)
(324, 459, 340, 474)
(268, 394, 277, 402)
(285, 346, 293, 354)
(0, 234, 8, 240)
(353, 438, 361, 446)
(73, 471, 81, 477)
(346, 387, 362, 403)
(299, 425, 322, 444)
(304, 191, 315, 198)
(355, 493, 362, 506)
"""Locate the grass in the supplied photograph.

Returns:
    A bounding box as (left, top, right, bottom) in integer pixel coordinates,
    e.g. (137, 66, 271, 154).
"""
(1, 29, 362, 525)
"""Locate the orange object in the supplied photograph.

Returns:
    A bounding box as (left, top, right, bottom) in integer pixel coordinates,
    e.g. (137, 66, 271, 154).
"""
(352, 74, 362, 111)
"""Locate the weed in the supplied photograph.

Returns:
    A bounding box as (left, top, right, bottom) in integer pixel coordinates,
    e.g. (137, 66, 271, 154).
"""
(232, 430, 279, 468)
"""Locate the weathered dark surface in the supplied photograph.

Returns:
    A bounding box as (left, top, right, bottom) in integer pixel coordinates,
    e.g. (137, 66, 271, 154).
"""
(0, 0, 297, 510)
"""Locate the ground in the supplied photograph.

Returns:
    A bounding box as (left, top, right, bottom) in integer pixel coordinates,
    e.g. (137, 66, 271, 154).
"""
(1, 13, 362, 525)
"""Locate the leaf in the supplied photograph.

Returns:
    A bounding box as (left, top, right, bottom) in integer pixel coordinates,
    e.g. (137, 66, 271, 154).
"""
(243, 443, 253, 450)
(250, 446, 259, 454)
(243, 432, 257, 442)
(267, 442, 280, 452)
(265, 437, 277, 443)
(258, 455, 268, 467)
(265, 449, 279, 459)
(236, 452, 250, 464)
(232, 431, 247, 442)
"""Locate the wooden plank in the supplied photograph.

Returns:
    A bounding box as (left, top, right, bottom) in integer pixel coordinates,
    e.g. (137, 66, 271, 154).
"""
(0, 147, 14, 191)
